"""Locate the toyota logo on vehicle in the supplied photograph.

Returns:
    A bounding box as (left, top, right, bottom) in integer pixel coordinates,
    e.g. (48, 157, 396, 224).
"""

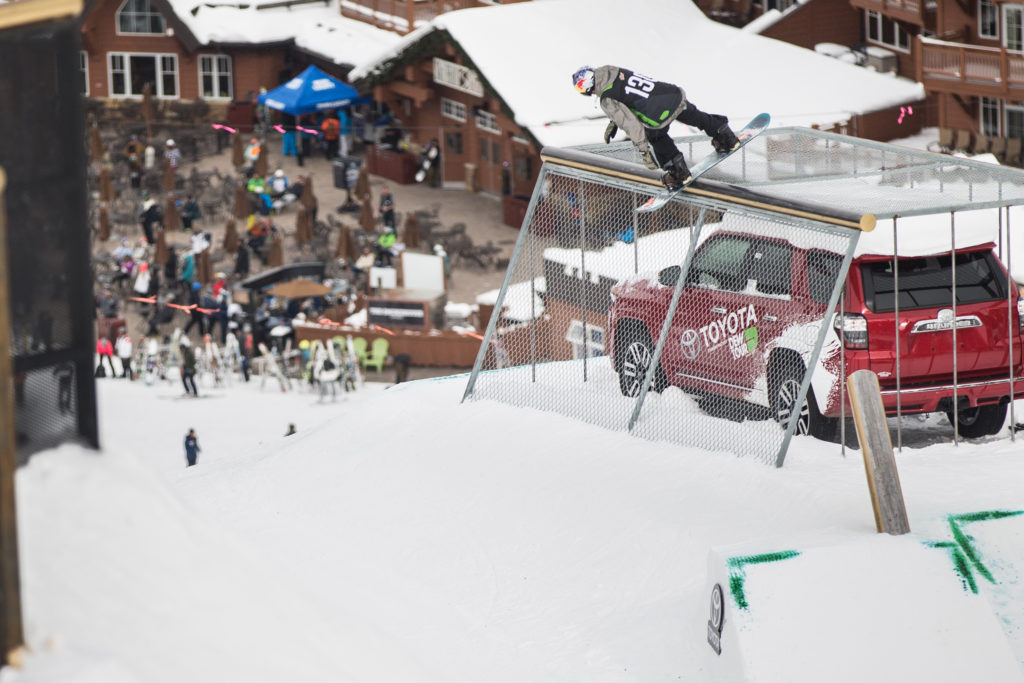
(680, 329, 701, 360)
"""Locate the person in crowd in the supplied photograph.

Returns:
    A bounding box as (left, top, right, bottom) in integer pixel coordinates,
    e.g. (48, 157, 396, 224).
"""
(146, 297, 174, 338)
(181, 194, 202, 233)
(338, 107, 353, 158)
(97, 287, 119, 320)
(52, 361, 74, 413)
(353, 246, 375, 290)
(96, 334, 116, 378)
(269, 169, 289, 198)
(212, 272, 228, 298)
(112, 237, 133, 263)
(244, 137, 261, 172)
(124, 135, 144, 188)
(184, 282, 206, 337)
(375, 228, 397, 267)
(114, 327, 133, 380)
(165, 245, 178, 285)
(184, 428, 200, 466)
(179, 339, 199, 397)
(139, 193, 162, 245)
(281, 111, 298, 158)
(297, 114, 315, 165)
(321, 110, 340, 159)
(179, 250, 195, 293)
(378, 185, 396, 231)
(164, 139, 182, 169)
(235, 243, 251, 278)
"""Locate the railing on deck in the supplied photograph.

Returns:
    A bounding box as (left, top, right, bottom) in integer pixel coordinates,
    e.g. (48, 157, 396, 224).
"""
(340, 0, 480, 34)
(920, 37, 1024, 94)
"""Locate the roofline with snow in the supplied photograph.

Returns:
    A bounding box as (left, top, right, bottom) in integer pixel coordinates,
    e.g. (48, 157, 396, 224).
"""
(351, 26, 542, 151)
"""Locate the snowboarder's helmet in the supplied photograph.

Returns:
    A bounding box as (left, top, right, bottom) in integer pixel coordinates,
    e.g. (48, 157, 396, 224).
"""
(572, 66, 595, 95)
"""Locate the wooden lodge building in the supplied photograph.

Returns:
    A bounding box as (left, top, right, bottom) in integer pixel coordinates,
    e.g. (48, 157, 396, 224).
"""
(696, 0, 1024, 161)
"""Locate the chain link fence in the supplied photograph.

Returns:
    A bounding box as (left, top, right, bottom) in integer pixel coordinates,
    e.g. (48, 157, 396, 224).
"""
(462, 142, 858, 466)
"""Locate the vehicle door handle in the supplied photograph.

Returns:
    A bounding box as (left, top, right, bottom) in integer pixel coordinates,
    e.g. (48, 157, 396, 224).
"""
(764, 314, 778, 322)
(710, 306, 727, 314)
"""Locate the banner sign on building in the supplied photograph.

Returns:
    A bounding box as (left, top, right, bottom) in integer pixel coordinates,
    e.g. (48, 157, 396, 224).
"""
(433, 58, 484, 97)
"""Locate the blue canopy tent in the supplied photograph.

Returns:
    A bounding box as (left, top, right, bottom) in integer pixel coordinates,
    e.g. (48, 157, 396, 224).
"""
(258, 65, 368, 115)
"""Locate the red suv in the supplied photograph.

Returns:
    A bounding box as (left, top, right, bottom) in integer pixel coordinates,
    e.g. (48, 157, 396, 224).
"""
(608, 230, 1024, 440)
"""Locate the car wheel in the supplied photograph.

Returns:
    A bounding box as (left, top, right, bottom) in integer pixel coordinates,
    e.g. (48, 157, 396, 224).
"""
(769, 358, 837, 441)
(946, 403, 1007, 438)
(616, 327, 666, 397)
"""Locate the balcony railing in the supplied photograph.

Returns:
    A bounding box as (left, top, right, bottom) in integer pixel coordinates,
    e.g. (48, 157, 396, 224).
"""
(849, 0, 924, 25)
(340, 0, 481, 34)
(919, 36, 1024, 95)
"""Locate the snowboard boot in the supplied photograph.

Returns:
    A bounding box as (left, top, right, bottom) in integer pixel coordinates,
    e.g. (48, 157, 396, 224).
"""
(711, 123, 740, 154)
(662, 154, 692, 190)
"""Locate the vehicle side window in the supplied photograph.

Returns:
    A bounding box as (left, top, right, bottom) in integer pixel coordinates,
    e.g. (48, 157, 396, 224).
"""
(861, 251, 1008, 312)
(750, 240, 793, 296)
(807, 249, 843, 304)
(658, 265, 680, 287)
(688, 236, 751, 292)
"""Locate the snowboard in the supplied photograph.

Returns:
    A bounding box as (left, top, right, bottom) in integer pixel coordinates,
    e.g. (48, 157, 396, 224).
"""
(415, 143, 440, 183)
(636, 112, 770, 214)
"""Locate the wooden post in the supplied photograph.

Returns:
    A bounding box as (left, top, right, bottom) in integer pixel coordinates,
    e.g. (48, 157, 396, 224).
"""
(0, 166, 25, 661)
(847, 369, 911, 535)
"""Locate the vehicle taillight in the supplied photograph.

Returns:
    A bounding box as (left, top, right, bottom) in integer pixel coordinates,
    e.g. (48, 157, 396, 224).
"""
(833, 313, 868, 350)
(1018, 299, 1024, 334)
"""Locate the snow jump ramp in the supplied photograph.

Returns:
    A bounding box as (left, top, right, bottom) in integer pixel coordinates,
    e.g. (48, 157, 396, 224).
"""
(701, 529, 1024, 682)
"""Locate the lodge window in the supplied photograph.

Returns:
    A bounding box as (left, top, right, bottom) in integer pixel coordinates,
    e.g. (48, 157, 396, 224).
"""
(476, 110, 500, 134)
(199, 54, 233, 100)
(441, 97, 466, 122)
(515, 155, 532, 181)
(979, 0, 999, 39)
(566, 320, 605, 359)
(116, 0, 166, 35)
(981, 97, 1002, 136)
(109, 52, 178, 98)
(445, 131, 463, 155)
(80, 51, 89, 95)
(865, 10, 910, 52)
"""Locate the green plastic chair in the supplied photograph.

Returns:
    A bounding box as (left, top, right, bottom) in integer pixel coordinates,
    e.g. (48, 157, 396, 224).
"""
(351, 336, 368, 366)
(362, 337, 389, 373)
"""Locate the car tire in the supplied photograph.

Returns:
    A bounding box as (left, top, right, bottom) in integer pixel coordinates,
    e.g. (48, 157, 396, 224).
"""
(616, 327, 667, 398)
(946, 403, 1007, 439)
(769, 357, 837, 441)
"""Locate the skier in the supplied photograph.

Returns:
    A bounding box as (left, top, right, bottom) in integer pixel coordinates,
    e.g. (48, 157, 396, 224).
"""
(184, 428, 200, 467)
(179, 338, 199, 397)
(571, 65, 739, 189)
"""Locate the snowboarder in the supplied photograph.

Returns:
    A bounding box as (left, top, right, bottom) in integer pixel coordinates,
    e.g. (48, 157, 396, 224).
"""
(571, 65, 739, 190)
(184, 428, 200, 467)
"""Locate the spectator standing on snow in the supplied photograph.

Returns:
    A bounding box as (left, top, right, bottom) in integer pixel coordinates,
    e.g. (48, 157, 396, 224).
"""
(180, 339, 199, 397)
(96, 335, 116, 378)
(114, 328, 134, 380)
(184, 429, 200, 467)
(378, 185, 396, 231)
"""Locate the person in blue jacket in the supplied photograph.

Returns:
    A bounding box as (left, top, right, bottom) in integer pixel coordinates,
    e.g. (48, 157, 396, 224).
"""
(184, 428, 200, 467)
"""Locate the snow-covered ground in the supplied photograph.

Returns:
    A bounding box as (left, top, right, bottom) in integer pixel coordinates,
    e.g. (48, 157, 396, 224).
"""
(4, 364, 1024, 682)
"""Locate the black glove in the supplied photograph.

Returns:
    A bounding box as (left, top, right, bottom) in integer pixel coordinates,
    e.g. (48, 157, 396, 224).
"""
(603, 121, 618, 144)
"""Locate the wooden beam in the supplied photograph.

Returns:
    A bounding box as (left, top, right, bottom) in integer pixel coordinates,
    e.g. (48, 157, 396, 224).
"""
(848, 370, 911, 535)
(0, 166, 25, 663)
(390, 80, 433, 108)
(0, 0, 82, 29)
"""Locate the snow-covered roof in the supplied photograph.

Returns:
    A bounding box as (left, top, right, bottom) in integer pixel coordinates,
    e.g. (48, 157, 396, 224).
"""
(349, 0, 925, 148)
(163, 0, 400, 66)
